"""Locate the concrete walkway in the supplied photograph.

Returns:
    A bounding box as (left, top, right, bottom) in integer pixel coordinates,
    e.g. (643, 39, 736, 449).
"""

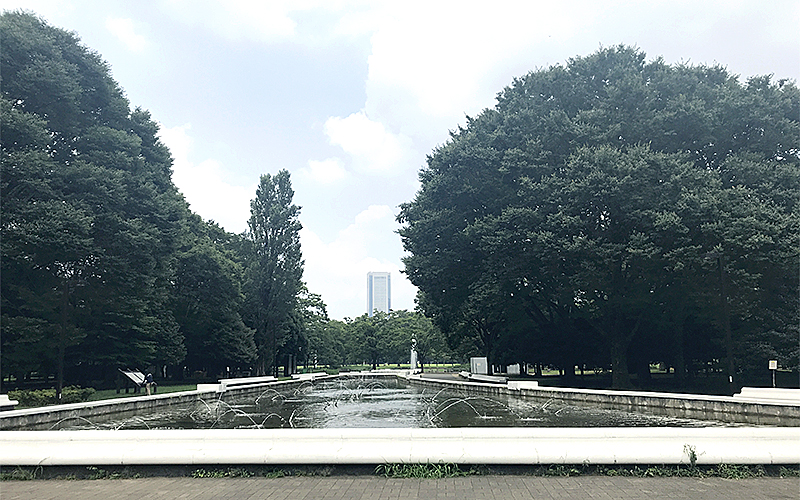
(3, 475, 799, 500)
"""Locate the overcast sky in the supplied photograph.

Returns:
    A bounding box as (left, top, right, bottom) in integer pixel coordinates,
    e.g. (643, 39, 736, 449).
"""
(4, 1, 799, 320)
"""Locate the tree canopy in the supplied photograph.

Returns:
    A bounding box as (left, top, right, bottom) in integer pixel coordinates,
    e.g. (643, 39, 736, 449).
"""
(398, 45, 799, 390)
(243, 170, 304, 376)
(1, 11, 188, 395)
(1, 11, 255, 390)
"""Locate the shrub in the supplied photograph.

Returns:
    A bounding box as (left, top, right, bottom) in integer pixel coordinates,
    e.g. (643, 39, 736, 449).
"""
(8, 386, 95, 407)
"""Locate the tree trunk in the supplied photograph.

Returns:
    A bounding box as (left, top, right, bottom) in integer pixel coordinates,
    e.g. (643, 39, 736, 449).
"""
(673, 321, 686, 386)
(562, 360, 577, 384)
(57, 279, 69, 401)
(603, 309, 642, 389)
(718, 257, 736, 395)
(609, 338, 632, 389)
(632, 352, 652, 385)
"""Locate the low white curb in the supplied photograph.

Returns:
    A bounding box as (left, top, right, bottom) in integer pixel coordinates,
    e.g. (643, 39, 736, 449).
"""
(1, 427, 797, 466)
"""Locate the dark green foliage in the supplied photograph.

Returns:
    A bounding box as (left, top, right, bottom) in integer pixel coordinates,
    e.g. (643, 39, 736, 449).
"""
(1, 11, 188, 392)
(399, 45, 799, 389)
(8, 386, 95, 407)
(173, 220, 256, 377)
(0, 12, 256, 389)
(296, 287, 335, 367)
(333, 311, 451, 368)
(243, 171, 305, 376)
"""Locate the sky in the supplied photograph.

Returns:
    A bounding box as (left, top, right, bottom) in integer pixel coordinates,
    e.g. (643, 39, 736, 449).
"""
(3, 1, 799, 320)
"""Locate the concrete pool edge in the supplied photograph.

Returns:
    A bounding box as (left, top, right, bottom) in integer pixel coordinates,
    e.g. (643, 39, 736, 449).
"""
(0, 375, 339, 430)
(403, 374, 800, 426)
(1, 427, 798, 466)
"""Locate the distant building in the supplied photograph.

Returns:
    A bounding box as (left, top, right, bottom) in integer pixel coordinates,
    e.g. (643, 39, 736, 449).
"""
(367, 272, 391, 317)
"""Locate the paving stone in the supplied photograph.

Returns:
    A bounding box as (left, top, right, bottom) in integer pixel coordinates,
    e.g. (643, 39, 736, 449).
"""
(2, 475, 799, 500)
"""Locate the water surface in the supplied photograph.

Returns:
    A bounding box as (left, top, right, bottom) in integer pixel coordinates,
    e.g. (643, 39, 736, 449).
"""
(48, 376, 735, 430)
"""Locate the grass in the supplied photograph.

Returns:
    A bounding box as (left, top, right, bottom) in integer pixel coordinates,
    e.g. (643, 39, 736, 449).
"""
(374, 463, 800, 479)
(0, 467, 42, 481)
(87, 384, 197, 402)
(84, 466, 141, 480)
(2, 464, 797, 481)
(6, 384, 199, 409)
(495, 464, 799, 479)
(192, 467, 255, 478)
(375, 463, 476, 478)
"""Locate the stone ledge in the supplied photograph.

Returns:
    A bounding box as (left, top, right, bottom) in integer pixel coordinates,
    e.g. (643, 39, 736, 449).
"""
(1, 427, 798, 466)
(0, 394, 19, 411)
(405, 375, 800, 426)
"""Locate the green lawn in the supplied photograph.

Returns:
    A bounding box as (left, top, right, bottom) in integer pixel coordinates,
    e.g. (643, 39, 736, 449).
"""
(87, 384, 198, 402)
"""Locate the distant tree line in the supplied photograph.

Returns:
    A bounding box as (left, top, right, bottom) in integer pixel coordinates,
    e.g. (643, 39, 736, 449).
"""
(398, 46, 799, 391)
(305, 310, 453, 371)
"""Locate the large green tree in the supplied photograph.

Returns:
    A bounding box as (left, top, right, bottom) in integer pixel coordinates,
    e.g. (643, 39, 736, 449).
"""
(172, 218, 256, 378)
(399, 46, 799, 390)
(243, 170, 304, 376)
(297, 286, 335, 368)
(1, 11, 263, 391)
(1, 11, 192, 395)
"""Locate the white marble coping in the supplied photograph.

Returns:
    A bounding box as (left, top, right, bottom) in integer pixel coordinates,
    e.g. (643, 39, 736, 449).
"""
(508, 381, 539, 390)
(1, 427, 797, 466)
(291, 372, 330, 381)
(0, 394, 19, 409)
(416, 374, 800, 408)
(735, 387, 800, 403)
(458, 371, 509, 384)
(218, 376, 276, 390)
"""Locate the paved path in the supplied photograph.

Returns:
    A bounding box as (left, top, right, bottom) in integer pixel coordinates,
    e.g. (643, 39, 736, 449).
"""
(3, 475, 799, 500)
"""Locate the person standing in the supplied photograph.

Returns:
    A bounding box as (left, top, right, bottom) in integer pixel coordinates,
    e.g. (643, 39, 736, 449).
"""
(144, 372, 154, 396)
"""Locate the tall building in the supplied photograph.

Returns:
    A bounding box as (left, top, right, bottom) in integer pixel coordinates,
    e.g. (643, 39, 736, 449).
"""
(367, 272, 391, 317)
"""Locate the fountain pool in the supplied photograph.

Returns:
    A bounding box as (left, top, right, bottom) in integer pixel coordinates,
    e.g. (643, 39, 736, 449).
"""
(3, 375, 798, 467)
(43, 376, 737, 431)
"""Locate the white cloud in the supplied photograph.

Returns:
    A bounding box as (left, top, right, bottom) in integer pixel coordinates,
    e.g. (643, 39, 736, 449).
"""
(300, 158, 349, 184)
(160, 0, 298, 43)
(106, 17, 147, 52)
(363, 2, 598, 143)
(301, 204, 417, 320)
(0, 1, 76, 21)
(324, 111, 414, 176)
(332, 4, 383, 38)
(159, 123, 255, 234)
(158, 0, 385, 46)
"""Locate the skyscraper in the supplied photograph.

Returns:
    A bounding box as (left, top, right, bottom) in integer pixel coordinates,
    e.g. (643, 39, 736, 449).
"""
(367, 272, 391, 317)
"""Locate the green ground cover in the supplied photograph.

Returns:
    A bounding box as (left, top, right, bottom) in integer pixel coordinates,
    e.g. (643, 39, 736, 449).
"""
(7, 384, 199, 409)
(2, 464, 798, 481)
(87, 385, 198, 402)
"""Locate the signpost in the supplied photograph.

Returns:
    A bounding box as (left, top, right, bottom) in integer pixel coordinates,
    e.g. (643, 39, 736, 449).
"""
(769, 360, 778, 387)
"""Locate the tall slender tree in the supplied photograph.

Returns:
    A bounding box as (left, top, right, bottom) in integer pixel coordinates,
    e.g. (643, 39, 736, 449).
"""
(243, 171, 304, 376)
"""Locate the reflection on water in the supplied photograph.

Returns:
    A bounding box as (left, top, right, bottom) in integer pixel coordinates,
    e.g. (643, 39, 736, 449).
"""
(48, 376, 735, 430)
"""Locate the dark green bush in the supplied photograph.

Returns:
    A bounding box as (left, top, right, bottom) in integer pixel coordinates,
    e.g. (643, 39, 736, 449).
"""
(8, 386, 95, 407)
